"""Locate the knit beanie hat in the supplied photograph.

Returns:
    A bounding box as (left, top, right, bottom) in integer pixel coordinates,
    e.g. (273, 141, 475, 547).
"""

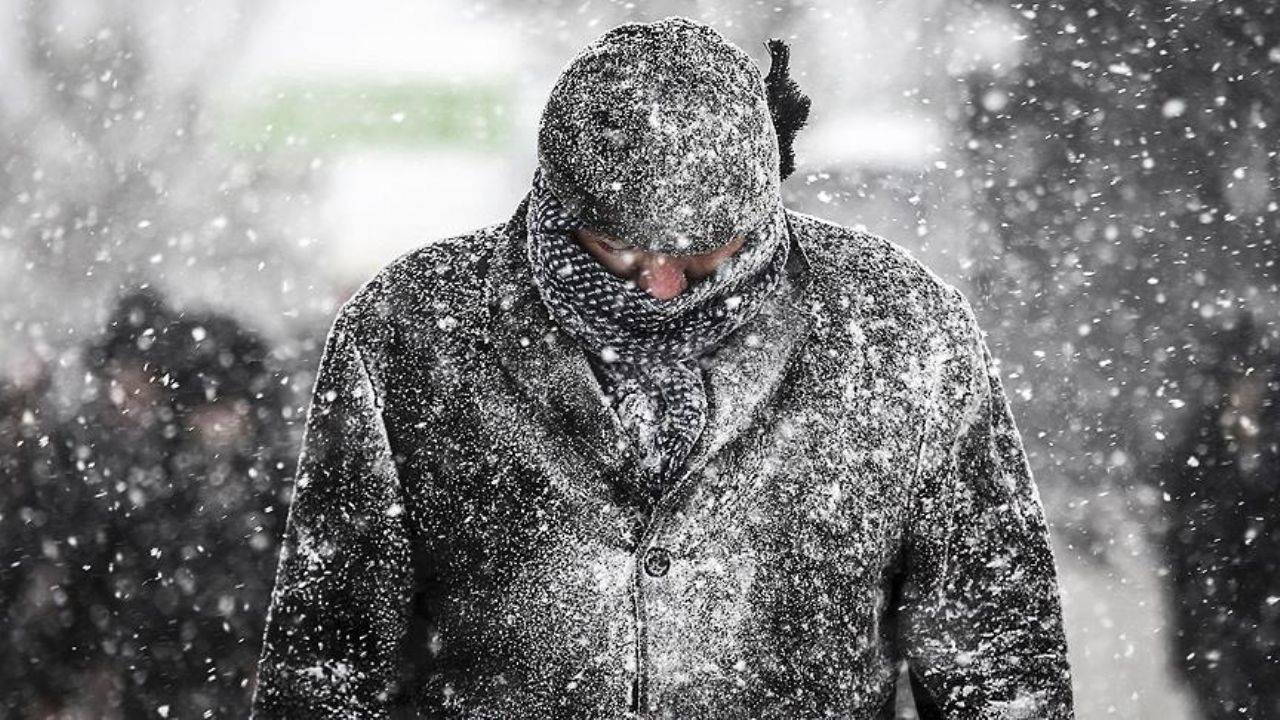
(535, 16, 810, 255)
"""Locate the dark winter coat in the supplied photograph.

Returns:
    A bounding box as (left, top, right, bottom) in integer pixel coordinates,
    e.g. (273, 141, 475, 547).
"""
(251, 193, 1075, 718)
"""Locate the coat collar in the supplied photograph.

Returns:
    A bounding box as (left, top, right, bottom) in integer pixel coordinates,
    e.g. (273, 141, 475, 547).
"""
(483, 191, 818, 485)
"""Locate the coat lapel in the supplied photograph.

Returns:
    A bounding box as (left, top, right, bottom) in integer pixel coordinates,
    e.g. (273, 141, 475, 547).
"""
(677, 213, 815, 480)
(483, 194, 632, 475)
(483, 194, 818, 485)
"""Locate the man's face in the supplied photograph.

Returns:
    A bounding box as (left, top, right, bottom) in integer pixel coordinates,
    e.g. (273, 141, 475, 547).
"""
(571, 228, 747, 301)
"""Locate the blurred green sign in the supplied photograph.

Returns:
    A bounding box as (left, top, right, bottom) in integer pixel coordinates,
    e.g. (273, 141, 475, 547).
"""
(223, 79, 512, 152)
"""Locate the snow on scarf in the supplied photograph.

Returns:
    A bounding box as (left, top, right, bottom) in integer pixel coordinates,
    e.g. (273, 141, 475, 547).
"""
(525, 167, 791, 496)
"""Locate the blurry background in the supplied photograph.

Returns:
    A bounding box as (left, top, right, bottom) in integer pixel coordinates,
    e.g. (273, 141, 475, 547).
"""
(2, 0, 1276, 717)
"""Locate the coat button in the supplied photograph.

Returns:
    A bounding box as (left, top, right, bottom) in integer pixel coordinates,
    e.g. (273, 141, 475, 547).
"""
(643, 547, 671, 578)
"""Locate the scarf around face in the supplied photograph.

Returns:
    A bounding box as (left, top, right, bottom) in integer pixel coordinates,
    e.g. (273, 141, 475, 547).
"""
(525, 168, 791, 497)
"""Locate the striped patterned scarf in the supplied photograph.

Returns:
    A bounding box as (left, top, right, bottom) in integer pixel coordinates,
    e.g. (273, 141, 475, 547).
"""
(525, 168, 791, 496)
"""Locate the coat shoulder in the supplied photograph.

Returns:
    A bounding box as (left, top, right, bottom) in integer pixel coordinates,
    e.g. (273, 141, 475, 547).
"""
(785, 209, 976, 346)
(787, 209, 961, 312)
(329, 220, 507, 364)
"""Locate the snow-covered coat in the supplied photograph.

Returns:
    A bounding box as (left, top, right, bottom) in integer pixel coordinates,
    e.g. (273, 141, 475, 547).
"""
(251, 192, 1075, 718)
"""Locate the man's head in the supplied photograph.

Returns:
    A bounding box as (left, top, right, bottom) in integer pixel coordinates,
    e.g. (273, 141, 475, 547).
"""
(536, 17, 803, 262)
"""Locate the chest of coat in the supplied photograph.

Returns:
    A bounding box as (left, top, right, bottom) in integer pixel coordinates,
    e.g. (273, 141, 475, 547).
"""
(410, 351, 908, 591)
(391, 331, 922, 566)
(371, 305, 934, 714)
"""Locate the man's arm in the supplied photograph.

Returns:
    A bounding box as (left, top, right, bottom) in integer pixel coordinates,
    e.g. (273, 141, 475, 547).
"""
(252, 309, 413, 719)
(898, 287, 1074, 718)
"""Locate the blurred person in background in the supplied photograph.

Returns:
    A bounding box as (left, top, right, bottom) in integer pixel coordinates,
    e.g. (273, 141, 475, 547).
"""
(1159, 311, 1280, 720)
(2, 289, 293, 718)
(0, 349, 95, 717)
(253, 17, 1073, 719)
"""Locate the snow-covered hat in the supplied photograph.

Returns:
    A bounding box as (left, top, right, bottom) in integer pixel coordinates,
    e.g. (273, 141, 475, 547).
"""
(535, 16, 809, 255)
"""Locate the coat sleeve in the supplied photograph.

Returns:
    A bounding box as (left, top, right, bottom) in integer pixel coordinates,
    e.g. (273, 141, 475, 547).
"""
(251, 311, 413, 719)
(898, 288, 1075, 719)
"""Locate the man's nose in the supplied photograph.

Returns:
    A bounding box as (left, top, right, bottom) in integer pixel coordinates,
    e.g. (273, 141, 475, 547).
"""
(635, 254, 687, 301)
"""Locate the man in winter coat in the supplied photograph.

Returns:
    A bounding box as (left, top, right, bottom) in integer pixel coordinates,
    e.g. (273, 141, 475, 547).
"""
(253, 17, 1075, 719)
